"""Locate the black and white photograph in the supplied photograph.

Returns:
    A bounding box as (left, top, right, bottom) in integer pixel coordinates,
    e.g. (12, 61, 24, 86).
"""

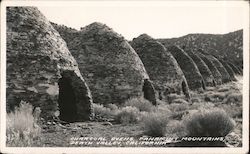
(0, 0, 249, 153)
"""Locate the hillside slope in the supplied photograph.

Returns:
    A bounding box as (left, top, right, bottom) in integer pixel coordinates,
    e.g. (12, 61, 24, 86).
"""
(158, 30, 243, 68)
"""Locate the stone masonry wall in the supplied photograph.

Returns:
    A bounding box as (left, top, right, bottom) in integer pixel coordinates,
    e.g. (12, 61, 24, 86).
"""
(7, 7, 93, 121)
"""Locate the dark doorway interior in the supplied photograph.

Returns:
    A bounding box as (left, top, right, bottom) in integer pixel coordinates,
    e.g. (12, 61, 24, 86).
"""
(202, 80, 206, 90)
(142, 79, 157, 105)
(182, 80, 190, 99)
(213, 79, 216, 87)
(58, 76, 77, 122)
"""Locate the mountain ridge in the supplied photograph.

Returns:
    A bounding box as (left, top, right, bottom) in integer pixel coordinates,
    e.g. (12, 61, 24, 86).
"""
(158, 29, 243, 68)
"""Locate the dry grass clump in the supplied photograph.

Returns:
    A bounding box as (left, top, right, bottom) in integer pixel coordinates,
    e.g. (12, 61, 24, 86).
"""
(6, 101, 42, 146)
(124, 97, 153, 112)
(141, 112, 169, 137)
(114, 106, 140, 124)
(183, 108, 235, 137)
(93, 98, 156, 124)
(92, 103, 119, 119)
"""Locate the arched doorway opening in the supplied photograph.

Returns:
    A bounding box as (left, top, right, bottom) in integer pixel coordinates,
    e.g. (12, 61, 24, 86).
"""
(58, 75, 77, 122)
(202, 80, 206, 90)
(142, 79, 157, 105)
(212, 79, 216, 87)
(182, 80, 190, 100)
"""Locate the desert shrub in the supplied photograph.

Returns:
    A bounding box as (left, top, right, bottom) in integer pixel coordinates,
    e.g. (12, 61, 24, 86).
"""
(139, 103, 172, 121)
(189, 102, 215, 110)
(191, 97, 202, 104)
(141, 112, 169, 137)
(169, 102, 189, 112)
(6, 101, 42, 146)
(166, 93, 182, 104)
(220, 104, 242, 118)
(114, 106, 140, 124)
(153, 104, 172, 115)
(223, 92, 242, 105)
(218, 80, 241, 92)
(168, 103, 189, 120)
(204, 91, 226, 102)
(188, 91, 197, 97)
(138, 111, 149, 122)
(156, 99, 167, 105)
(124, 97, 153, 112)
(167, 120, 187, 137)
(183, 108, 235, 137)
(93, 103, 117, 119)
(105, 103, 119, 111)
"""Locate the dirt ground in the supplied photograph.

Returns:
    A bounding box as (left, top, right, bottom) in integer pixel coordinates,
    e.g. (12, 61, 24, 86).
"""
(35, 77, 242, 147)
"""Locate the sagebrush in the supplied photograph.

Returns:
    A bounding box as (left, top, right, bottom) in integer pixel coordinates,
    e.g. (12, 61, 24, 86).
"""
(166, 120, 187, 137)
(93, 103, 117, 119)
(115, 106, 140, 124)
(183, 108, 235, 137)
(223, 92, 242, 105)
(141, 112, 169, 137)
(124, 97, 153, 112)
(6, 101, 42, 146)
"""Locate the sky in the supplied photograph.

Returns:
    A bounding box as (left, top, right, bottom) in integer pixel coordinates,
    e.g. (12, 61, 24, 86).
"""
(37, 1, 247, 40)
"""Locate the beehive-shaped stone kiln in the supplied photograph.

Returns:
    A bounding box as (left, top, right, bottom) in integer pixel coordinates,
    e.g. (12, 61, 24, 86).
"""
(7, 7, 93, 122)
(227, 61, 242, 75)
(167, 46, 205, 91)
(207, 55, 231, 83)
(219, 59, 237, 81)
(186, 50, 216, 87)
(60, 22, 156, 105)
(198, 53, 223, 85)
(130, 34, 190, 100)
